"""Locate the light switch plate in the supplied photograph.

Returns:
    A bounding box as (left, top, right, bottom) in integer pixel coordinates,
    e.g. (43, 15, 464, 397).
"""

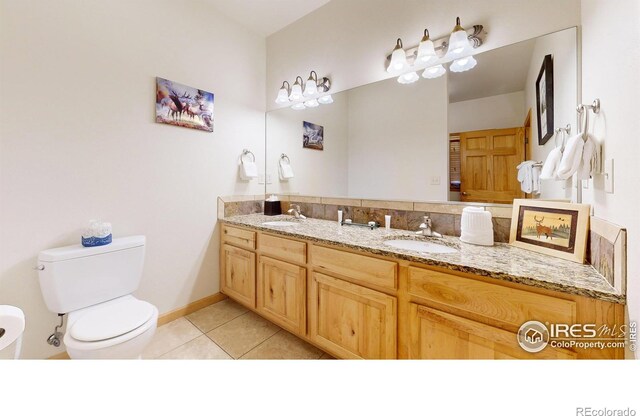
(604, 159, 614, 193)
(431, 176, 441, 185)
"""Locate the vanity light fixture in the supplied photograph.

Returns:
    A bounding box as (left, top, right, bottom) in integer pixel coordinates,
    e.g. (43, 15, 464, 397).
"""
(444, 17, 474, 60)
(416, 29, 438, 66)
(449, 55, 477, 72)
(386, 38, 409, 73)
(289, 76, 304, 101)
(397, 71, 420, 84)
(384, 18, 485, 85)
(422, 64, 446, 79)
(275, 81, 291, 104)
(276, 71, 332, 110)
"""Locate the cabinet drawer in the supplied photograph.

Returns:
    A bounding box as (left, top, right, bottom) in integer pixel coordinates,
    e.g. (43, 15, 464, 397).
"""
(311, 245, 397, 290)
(222, 225, 256, 250)
(260, 233, 306, 264)
(408, 267, 576, 329)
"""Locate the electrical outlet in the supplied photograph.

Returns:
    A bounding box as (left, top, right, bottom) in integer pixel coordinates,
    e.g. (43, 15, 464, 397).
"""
(582, 179, 589, 189)
(604, 159, 614, 193)
(258, 174, 265, 184)
(430, 176, 441, 185)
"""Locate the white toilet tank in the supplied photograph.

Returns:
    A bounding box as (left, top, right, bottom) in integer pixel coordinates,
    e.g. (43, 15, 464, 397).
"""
(37, 236, 146, 314)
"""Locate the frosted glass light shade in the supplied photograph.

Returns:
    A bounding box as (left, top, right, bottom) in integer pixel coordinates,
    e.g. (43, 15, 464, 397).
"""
(318, 95, 333, 104)
(387, 44, 409, 73)
(275, 87, 289, 104)
(450, 56, 477, 72)
(422, 65, 446, 79)
(445, 28, 473, 60)
(303, 79, 318, 97)
(416, 39, 438, 66)
(291, 102, 305, 110)
(397, 71, 419, 84)
(289, 82, 303, 101)
(304, 99, 319, 108)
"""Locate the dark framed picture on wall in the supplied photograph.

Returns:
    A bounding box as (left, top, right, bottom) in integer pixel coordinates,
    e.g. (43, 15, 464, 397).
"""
(535, 54, 554, 145)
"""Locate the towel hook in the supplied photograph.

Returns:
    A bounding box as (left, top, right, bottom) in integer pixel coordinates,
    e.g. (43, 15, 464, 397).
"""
(280, 153, 290, 164)
(241, 149, 255, 163)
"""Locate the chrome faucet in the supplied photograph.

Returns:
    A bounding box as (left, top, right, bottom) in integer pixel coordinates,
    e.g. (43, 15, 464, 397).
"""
(416, 215, 442, 238)
(287, 204, 306, 220)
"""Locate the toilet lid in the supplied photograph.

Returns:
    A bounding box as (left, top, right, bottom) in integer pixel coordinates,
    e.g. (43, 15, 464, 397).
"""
(70, 298, 154, 342)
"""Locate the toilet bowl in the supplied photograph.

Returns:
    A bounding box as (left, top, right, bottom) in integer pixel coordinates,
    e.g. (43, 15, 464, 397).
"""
(63, 295, 158, 359)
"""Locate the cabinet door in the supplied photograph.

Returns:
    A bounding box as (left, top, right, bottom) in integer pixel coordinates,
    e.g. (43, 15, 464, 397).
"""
(257, 256, 306, 335)
(310, 272, 397, 359)
(221, 244, 256, 309)
(408, 303, 576, 359)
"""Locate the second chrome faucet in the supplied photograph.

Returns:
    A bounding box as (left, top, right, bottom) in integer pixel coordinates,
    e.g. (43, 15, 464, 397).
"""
(416, 215, 442, 238)
(287, 204, 306, 220)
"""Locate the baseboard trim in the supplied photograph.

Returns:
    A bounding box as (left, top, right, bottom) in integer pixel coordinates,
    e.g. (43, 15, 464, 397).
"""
(47, 292, 227, 359)
(157, 292, 227, 326)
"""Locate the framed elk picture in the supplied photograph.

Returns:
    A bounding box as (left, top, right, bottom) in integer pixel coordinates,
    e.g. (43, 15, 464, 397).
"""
(155, 77, 214, 132)
(509, 199, 590, 263)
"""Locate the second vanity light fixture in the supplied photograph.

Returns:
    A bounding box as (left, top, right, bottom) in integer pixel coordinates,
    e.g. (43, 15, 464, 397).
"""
(386, 17, 485, 84)
(275, 71, 333, 110)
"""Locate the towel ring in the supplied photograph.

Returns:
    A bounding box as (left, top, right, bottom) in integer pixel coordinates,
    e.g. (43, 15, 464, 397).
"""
(577, 99, 600, 142)
(241, 149, 255, 164)
(280, 153, 290, 165)
(554, 124, 571, 152)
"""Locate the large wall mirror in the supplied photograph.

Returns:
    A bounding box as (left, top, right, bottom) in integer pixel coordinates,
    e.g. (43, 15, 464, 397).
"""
(266, 27, 578, 205)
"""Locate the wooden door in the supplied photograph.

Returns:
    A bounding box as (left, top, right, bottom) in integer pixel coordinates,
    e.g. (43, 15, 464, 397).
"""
(460, 127, 525, 203)
(408, 304, 576, 359)
(310, 272, 397, 359)
(257, 256, 306, 335)
(221, 244, 256, 309)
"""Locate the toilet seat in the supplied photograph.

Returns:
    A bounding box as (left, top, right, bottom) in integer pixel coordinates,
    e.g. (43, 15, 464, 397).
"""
(63, 295, 158, 351)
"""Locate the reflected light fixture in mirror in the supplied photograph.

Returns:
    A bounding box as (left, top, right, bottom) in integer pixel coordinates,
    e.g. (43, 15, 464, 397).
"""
(387, 38, 409, 73)
(275, 81, 290, 104)
(303, 71, 319, 97)
(274, 72, 333, 110)
(289, 76, 304, 101)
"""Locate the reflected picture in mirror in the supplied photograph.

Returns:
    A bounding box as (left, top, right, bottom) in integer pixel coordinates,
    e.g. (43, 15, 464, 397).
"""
(303, 121, 324, 150)
(536, 54, 555, 145)
(266, 27, 578, 206)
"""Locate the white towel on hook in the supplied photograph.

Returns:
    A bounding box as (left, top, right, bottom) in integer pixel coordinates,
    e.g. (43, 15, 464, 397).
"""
(240, 160, 258, 180)
(516, 161, 540, 194)
(540, 147, 563, 180)
(279, 160, 294, 180)
(556, 133, 585, 180)
(577, 134, 597, 180)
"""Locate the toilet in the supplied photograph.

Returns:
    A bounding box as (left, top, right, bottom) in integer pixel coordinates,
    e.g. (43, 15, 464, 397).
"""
(37, 236, 158, 359)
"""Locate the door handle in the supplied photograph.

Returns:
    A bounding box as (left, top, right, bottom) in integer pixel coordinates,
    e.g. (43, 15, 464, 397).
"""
(461, 192, 468, 196)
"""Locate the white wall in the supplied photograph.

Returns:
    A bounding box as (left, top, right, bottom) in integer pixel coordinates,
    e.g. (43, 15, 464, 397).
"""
(580, 0, 640, 358)
(347, 76, 448, 200)
(266, 94, 349, 196)
(267, 0, 581, 111)
(0, 0, 266, 358)
(524, 28, 577, 200)
(448, 91, 526, 133)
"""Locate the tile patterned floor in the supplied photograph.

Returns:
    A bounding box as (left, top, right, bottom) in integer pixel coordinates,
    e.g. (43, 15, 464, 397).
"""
(143, 299, 334, 359)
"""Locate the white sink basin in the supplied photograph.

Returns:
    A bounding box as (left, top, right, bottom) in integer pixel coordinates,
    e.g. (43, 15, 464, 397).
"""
(262, 221, 299, 227)
(383, 239, 457, 254)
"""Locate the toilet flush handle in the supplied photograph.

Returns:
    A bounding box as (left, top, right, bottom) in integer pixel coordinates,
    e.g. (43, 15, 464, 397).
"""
(33, 265, 44, 271)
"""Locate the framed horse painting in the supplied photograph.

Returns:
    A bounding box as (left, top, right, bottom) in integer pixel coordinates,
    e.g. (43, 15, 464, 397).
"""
(509, 199, 590, 263)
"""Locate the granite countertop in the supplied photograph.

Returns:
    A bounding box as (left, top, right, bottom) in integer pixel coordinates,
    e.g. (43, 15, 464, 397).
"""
(221, 214, 624, 304)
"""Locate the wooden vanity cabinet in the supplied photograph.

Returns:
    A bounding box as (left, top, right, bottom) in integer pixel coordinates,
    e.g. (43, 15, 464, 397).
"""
(310, 272, 397, 359)
(220, 224, 624, 360)
(221, 244, 256, 309)
(257, 256, 306, 336)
